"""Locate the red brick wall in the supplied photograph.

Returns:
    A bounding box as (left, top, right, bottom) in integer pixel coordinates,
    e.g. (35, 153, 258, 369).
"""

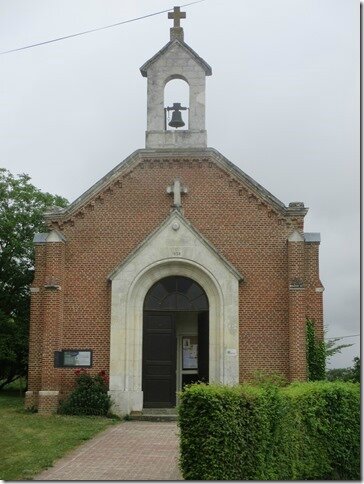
(28, 154, 323, 397)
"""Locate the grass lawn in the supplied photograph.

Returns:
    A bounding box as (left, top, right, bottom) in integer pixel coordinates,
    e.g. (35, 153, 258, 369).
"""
(0, 392, 120, 480)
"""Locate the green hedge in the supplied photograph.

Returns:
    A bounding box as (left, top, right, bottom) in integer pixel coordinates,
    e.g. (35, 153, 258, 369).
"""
(178, 381, 360, 480)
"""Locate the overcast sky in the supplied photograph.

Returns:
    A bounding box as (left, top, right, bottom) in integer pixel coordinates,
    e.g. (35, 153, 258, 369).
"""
(0, 0, 360, 368)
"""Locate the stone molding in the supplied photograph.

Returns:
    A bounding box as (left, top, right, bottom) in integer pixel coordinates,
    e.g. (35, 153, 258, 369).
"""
(33, 230, 66, 243)
(304, 232, 321, 243)
(140, 38, 212, 77)
(315, 287, 325, 293)
(146, 130, 207, 149)
(44, 148, 308, 225)
(288, 230, 305, 242)
(108, 210, 244, 282)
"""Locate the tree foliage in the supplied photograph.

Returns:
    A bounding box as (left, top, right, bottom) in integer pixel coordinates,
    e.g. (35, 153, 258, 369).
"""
(0, 169, 68, 388)
(326, 356, 360, 383)
(351, 356, 360, 383)
(325, 336, 352, 360)
(326, 367, 353, 382)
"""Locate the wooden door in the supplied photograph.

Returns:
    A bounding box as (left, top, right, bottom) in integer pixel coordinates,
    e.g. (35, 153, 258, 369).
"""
(198, 311, 209, 383)
(142, 312, 176, 407)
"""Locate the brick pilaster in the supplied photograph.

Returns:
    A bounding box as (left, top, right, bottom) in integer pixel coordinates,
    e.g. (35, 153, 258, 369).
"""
(288, 231, 307, 381)
(38, 231, 66, 414)
(27, 243, 46, 407)
(305, 240, 324, 339)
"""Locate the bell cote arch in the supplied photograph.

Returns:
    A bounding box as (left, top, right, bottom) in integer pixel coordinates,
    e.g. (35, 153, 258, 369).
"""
(164, 77, 190, 130)
(140, 36, 212, 149)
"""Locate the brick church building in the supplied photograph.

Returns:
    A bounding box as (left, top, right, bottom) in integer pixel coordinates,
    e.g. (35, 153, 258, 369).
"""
(26, 7, 323, 415)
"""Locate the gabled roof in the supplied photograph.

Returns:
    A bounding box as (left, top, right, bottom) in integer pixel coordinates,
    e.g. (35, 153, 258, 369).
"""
(108, 209, 244, 282)
(44, 147, 308, 222)
(140, 39, 212, 77)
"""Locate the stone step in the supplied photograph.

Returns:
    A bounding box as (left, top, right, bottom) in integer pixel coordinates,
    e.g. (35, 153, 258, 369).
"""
(130, 408, 178, 422)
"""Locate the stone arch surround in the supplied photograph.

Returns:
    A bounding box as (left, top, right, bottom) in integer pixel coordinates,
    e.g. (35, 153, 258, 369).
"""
(108, 213, 240, 416)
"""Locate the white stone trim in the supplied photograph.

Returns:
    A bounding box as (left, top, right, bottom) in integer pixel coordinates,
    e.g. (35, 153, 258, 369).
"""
(143, 41, 208, 148)
(109, 213, 240, 416)
(288, 230, 305, 242)
(108, 211, 243, 282)
(39, 390, 59, 396)
(46, 230, 65, 243)
(304, 232, 321, 243)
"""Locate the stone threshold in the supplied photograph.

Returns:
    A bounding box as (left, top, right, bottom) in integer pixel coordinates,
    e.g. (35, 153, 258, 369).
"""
(130, 408, 178, 422)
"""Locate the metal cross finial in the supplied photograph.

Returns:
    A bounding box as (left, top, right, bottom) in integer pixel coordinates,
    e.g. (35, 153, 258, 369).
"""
(168, 6, 186, 28)
(167, 178, 188, 208)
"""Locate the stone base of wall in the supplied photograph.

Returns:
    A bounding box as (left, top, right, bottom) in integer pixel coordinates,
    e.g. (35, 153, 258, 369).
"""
(25, 390, 38, 409)
(38, 390, 59, 414)
(109, 390, 144, 417)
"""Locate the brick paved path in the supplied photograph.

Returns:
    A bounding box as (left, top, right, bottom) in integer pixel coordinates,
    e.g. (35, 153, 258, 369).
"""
(36, 421, 182, 480)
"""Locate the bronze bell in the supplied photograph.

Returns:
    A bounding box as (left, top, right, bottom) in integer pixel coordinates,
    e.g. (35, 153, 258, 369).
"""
(168, 103, 185, 128)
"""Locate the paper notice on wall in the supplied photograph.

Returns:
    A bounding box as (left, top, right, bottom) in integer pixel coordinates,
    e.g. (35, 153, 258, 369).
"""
(63, 351, 91, 367)
(182, 337, 198, 369)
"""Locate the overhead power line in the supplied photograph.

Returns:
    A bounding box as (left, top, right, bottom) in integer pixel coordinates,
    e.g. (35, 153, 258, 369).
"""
(0, 0, 205, 55)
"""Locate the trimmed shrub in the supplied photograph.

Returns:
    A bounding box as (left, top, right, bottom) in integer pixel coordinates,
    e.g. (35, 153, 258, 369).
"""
(59, 370, 111, 416)
(178, 381, 360, 480)
(282, 381, 360, 480)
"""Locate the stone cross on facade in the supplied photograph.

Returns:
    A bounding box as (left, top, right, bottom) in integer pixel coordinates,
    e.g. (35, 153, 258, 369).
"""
(168, 6, 186, 28)
(167, 178, 188, 208)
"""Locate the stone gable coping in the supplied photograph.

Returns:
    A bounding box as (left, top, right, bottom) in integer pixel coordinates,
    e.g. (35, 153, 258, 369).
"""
(107, 209, 244, 283)
(33, 233, 48, 243)
(288, 230, 305, 242)
(140, 39, 212, 77)
(304, 232, 321, 243)
(33, 230, 66, 243)
(46, 230, 66, 242)
(207, 148, 290, 212)
(44, 148, 308, 223)
(45, 149, 142, 222)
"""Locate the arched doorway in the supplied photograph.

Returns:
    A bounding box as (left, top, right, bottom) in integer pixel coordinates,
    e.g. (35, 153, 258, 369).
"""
(164, 77, 189, 130)
(142, 276, 209, 408)
(108, 210, 241, 416)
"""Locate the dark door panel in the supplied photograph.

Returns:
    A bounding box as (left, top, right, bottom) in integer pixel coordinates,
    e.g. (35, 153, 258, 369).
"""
(143, 312, 176, 407)
(198, 311, 209, 383)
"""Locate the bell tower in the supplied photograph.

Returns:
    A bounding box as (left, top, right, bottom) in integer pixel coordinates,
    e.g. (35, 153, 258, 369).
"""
(140, 6, 212, 149)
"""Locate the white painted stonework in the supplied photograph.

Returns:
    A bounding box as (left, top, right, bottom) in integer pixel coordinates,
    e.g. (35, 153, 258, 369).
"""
(46, 229, 65, 243)
(288, 230, 305, 242)
(108, 210, 242, 416)
(143, 41, 209, 149)
(146, 129, 207, 150)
